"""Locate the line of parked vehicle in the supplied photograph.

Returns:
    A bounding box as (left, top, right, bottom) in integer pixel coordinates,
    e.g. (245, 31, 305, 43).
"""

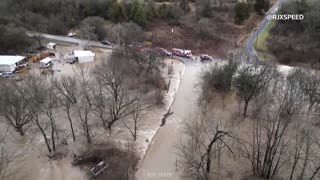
(134, 46, 214, 62)
(66, 32, 214, 62)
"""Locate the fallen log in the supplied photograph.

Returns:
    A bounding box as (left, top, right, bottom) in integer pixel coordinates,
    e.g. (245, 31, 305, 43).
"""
(161, 108, 174, 126)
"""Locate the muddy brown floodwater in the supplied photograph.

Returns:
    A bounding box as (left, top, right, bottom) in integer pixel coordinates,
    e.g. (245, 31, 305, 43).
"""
(136, 62, 202, 180)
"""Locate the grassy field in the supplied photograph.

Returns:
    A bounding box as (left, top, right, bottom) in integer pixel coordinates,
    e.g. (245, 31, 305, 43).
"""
(254, 20, 276, 61)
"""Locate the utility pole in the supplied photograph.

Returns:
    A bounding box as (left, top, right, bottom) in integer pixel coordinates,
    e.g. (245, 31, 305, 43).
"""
(171, 28, 174, 59)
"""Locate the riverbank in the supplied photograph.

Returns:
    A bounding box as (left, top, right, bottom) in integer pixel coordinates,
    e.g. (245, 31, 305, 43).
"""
(136, 58, 186, 167)
(136, 62, 202, 180)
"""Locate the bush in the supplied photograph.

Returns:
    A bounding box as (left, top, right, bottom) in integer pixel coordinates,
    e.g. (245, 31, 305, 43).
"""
(158, 3, 183, 25)
(197, 18, 216, 39)
(199, 0, 212, 18)
(109, 1, 128, 22)
(200, 59, 238, 93)
(179, 0, 191, 12)
(254, 0, 270, 14)
(235, 2, 251, 24)
(0, 24, 33, 54)
(130, 0, 148, 27)
(81, 17, 107, 41)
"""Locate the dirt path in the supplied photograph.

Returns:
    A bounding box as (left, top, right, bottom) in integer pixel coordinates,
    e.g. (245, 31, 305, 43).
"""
(136, 62, 202, 180)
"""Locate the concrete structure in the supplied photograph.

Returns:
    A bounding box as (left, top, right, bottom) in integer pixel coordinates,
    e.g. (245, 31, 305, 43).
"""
(39, 57, 53, 68)
(0, 56, 26, 72)
(73, 50, 95, 63)
(46, 42, 56, 50)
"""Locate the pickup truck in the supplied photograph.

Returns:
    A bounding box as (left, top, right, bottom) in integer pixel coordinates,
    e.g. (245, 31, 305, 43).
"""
(0, 72, 14, 79)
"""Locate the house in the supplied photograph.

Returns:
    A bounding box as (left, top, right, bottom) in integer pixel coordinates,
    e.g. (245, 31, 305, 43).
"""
(0, 56, 26, 72)
(73, 50, 95, 63)
(46, 42, 57, 50)
(39, 57, 53, 68)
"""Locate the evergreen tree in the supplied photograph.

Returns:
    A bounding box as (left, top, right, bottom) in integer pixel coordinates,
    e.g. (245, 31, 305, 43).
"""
(146, 0, 158, 20)
(200, 0, 212, 18)
(179, 0, 191, 12)
(130, 0, 147, 27)
(235, 2, 250, 24)
(255, 0, 270, 14)
(110, 2, 128, 22)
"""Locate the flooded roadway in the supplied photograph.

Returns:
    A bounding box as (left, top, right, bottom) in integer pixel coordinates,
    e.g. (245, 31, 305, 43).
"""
(136, 61, 202, 180)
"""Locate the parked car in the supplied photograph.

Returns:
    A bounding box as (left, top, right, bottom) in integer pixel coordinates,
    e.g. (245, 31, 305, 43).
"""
(155, 48, 171, 56)
(184, 50, 193, 58)
(66, 58, 77, 64)
(100, 40, 112, 46)
(200, 54, 213, 62)
(67, 32, 76, 37)
(172, 48, 184, 57)
(26, 50, 38, 55)
(173, 48, 193, 58)
(0, 72, 14, 79)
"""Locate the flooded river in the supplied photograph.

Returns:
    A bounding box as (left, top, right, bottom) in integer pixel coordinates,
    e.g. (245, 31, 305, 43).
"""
(136, 62, 202, 180)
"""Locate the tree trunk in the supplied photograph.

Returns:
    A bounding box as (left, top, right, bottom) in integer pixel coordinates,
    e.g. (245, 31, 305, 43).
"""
(86, 126, 91, 143)
(243, 100, 249, 117)
(16, 126, 25, 136)
(134, 121, 137, 141)
(67, 108, 76, 141)
(108, 123, 113, 136)
(51, 120, 56, 152)
(35, 118, 52, 153)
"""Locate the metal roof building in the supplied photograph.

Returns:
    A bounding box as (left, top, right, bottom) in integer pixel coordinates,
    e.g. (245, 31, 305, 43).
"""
(73, 50, 95, 63)
(0, 56, 26, 72)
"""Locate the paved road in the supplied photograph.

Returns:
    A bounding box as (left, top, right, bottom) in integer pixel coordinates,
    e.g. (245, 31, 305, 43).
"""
(245, 0, 285, 65)
(38, 33, 113, 49)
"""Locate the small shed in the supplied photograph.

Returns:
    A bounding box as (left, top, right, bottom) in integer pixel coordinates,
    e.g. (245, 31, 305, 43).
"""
(0, 56, 26, 72)
(39, 57, 53, 68)
(73, 50, 95, 63)
(47, 42, 57, 50)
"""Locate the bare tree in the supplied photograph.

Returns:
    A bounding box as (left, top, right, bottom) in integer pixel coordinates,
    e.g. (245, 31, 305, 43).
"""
(80, 23, 97, 49)
(299, 70, 320, 111)
(178, 112, 234, 180)
(74, 65, 93, 143)
(43, 77, 59, 152)
(0, 126, 12, 180)
(91, 81, 109, 131)
(243, 72, 305, 179)
(93, 60, 137, 136)
(24, 75, 54, 153)
(123, 97, 150, 141)
(54, 76, 78, 141)
(108, 22, 144, 48)
(0, 82, 33, 136)
(234, 65, 274, 117)
(144, 49, 161, 78)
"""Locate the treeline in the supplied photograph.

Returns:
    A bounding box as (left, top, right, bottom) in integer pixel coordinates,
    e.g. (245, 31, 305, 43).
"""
(0, 0, 187, 54)
(0, 48, 165, 153)
(235, 0, 270, 24)
(0, 0, 185, 31)
(179, 53, 320, 179)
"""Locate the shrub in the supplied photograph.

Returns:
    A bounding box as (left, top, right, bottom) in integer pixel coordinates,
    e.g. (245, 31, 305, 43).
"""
(254, 0, 270, 14)
(235, 2, 251, 24)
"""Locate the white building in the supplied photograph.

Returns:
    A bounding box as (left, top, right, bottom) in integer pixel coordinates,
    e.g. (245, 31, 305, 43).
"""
(73, 50, 95, 63)
(0, 56, 26, 72)
(39, 57, 53, 68)
(46, 42, 56, 50)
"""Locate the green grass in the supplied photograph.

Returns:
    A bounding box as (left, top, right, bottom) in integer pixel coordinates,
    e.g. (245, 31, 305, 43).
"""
(254, 20, 276, 61)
